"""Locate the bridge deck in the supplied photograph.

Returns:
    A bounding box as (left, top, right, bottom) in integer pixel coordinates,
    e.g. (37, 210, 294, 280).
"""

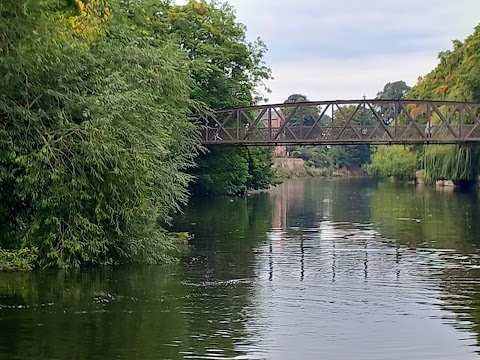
(192, 99, 480, 146)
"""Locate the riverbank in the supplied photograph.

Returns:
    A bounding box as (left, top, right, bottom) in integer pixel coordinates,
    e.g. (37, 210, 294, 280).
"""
(415, 169, 478, 189)
(273, 157, 368, 179)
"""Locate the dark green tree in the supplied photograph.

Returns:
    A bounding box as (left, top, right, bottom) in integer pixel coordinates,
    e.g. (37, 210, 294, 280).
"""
(151, 0, 273, 196)
(375, 80, 411, 120)
(283, 93, 326, 126)
(330, 145, 371, 168)
(329, 105, 373, 168)
(376, 81, 411, 100)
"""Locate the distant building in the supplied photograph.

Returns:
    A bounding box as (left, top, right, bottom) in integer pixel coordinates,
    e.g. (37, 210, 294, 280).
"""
(261, 109, 287, 157)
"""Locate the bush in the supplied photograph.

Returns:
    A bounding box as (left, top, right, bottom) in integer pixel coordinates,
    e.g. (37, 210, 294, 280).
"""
(368, 145, 419, 180)
(0, 247, 38, 271)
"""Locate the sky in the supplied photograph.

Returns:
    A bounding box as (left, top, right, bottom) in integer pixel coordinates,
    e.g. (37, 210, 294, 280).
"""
(179, 1, 480, 104)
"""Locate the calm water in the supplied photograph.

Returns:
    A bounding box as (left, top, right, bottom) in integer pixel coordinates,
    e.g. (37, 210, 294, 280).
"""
(2, 179, 480, 359)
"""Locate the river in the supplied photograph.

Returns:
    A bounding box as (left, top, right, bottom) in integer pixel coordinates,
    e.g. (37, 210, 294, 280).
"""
(1, 178, 480, 359)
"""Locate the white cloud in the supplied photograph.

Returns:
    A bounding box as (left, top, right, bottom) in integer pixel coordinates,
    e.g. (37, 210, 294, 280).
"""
(262, 52, 438, 104)
(226, 0, 480, 102)
(175, 0, 480, 103)
(228, 0, 480, 48)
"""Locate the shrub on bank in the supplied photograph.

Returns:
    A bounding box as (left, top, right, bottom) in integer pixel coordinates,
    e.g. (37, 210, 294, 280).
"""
(368, 146, 419, 181)
(0, 247, 38, 271)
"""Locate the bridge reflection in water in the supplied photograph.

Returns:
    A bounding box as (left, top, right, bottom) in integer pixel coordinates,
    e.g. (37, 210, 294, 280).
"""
(265, 179, 381, 283)
(262, 179, 476, 287)
(193, 99, 480, 145)
(249, 179, 480, 359)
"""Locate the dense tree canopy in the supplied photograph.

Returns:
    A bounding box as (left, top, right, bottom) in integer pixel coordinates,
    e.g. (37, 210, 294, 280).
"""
(0, 0, 276, 268)
(375, 80, 411, 119)
(376, 81, 411, 100)
(0, 0, 202, 268)
(4, 0, 478, 269)
(409, 26, 480, 182)
(157, 0, 274, 196)
(370, 25, 480, 182)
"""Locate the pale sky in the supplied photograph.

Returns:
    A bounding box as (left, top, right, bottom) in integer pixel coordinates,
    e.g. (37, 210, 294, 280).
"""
(177, 1, 480, 104)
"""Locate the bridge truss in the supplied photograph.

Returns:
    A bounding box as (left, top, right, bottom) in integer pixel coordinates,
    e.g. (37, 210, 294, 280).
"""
(192, 99, 480, 146)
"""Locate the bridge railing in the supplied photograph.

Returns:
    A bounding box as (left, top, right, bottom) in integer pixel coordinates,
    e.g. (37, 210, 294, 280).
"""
(193, 99, 480, 145)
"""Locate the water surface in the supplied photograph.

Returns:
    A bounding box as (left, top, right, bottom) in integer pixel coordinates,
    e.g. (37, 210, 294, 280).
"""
(2, 178, 480, 359)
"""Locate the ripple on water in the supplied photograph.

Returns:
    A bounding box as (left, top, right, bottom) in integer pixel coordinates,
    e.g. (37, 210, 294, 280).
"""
(3, 179, 480, 360)
(232, 219, 480, 359)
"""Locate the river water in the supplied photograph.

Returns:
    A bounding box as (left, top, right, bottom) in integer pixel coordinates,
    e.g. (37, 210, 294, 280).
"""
(2, 178, 480, 359)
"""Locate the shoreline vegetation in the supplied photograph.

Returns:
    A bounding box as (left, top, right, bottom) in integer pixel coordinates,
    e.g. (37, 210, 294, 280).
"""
(0, 0, 272, 270)
(272, 157, 369, 180)
(1, 0, 480, 270)
(272, 156, 478, 188)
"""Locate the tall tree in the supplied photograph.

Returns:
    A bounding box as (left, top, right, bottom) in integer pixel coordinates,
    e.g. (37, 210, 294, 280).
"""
(375, 80, 411, 120)
(282, 93, 330, 158)
(408, 26, 480, 182)
(283, 93, 327, 126)
(151, 0, 274, 196)
(371, 26, 480, 183)
(329, 105, 372, 167)
(376, 81, 411, 100)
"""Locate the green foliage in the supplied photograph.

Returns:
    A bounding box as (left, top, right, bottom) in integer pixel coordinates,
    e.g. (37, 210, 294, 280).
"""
(376, 81, 411, 100)
(367, 25, 480, 183)
(154, 0, 271, 108)
(329, 146, 347, 168)
(330, 145, 371, 168)
(152, 0, 273, 196)
(292, 144, 370, 170)
(0, 0, 200, 268)
(368, 146, 419, 180)
(0, 247, 38, 271)
(283, 94, 331, 155)
(376, 80, 411, 117)
(191, 146, 274, 195)
(190, 147, 251, 196)
(408, 37, 471, 102)
(292, 146, 330, 168)
(423, 145, 480, 181)
(407, 25, 480, 181)
(328, 105, 373, 168)
(284, 95, 371, 170)
(283, 94, 324, 126)
(246, 147, 274, 190)
(191, 147, 275, 196)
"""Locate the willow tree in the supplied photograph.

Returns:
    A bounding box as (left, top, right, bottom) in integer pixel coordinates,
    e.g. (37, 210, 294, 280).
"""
(0, 0, 199, 268)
